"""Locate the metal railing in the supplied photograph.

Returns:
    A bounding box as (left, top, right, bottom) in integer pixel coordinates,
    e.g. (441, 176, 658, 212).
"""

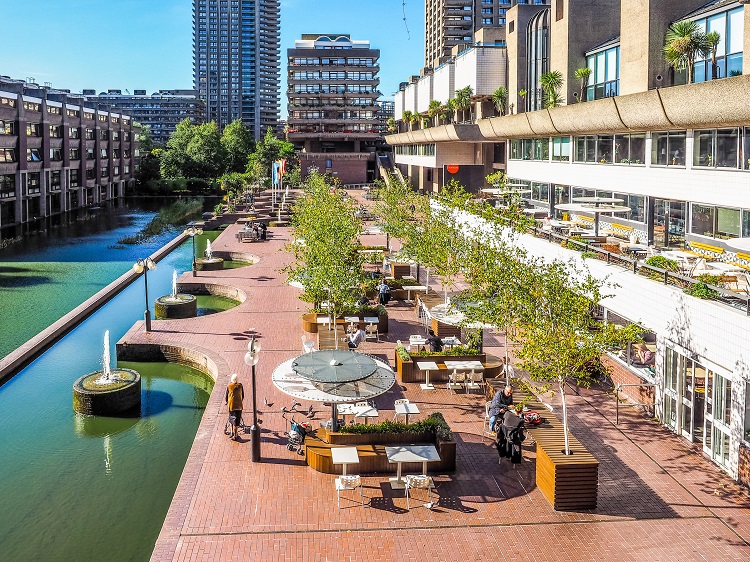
(615, 383, 656, 425)
(529, 225, 750, 316)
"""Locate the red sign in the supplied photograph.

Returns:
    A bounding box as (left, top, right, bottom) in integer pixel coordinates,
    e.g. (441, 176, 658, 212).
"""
(446, 165, 460, 174)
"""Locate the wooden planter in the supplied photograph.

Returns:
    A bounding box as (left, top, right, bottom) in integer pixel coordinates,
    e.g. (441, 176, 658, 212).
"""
(390, 262, 412, 279)
(323, 429, 433, 446)
(394, 352, 489, 383)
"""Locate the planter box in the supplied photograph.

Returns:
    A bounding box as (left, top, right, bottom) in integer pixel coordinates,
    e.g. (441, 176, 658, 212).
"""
(390, 262, 412, 279)
(323, 428, 433, 446)
(395, 351, 488, 383)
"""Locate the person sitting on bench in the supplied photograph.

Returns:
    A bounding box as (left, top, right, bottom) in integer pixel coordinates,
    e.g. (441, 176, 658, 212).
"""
(488, 385, 514, 432)
(346, 325, 366, 349)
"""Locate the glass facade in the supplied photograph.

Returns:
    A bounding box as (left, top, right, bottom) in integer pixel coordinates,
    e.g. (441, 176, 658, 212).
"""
(651, 131, 686, 166)
(693, 128, 740, 168)
(694, 7, 744, 83)
(525, 8, 550, 111)
(586, 46, 619, 100)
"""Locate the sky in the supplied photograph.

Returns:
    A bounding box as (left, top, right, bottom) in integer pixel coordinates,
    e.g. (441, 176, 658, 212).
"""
(1, 0, 424, 117)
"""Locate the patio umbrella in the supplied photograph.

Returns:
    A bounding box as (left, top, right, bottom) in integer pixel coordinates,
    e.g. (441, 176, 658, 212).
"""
(555, 202, 631, 236)
(271, 350, 396, 431)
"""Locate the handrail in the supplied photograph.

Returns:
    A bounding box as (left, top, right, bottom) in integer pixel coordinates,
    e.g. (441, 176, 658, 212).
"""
(527, 225, 750, 316)
(615, 383, 656, 425)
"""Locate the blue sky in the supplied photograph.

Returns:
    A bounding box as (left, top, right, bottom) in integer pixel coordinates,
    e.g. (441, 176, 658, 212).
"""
(2, 0, 423, 116)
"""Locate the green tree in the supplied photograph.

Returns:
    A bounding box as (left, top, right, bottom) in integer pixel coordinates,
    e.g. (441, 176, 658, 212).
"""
(221, 119, 255, 173)
(186, 121, 226, 179)
(492, 86, 509, 116)
(284, 171, 365, 340)
(402, 110, 413, 131)
(664, 20, 710, 84)
(574, 67, 591, 102)
(454, 86, 473, 122)
(428, 100, 442, 127)
(540, 71, 564, 108)
(160, 119, 195, 178)
(387, 117, 397, 133)
(134, 125, 161, 189)
(246, 127, 295, 187)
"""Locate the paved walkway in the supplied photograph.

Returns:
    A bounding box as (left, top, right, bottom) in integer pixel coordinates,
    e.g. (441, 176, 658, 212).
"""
(119, 207, 750, 561)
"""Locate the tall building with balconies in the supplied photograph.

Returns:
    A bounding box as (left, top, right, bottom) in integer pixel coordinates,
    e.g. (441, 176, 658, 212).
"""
(287, 35, 381, 185)
(193, 0, 280, 138)
(0, 77, 138, 233)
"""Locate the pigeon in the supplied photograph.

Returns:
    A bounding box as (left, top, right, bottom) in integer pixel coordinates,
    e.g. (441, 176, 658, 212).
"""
(306, 405, 315, 418)
(264, 398, 273, 408)
(291, 401, 301, 411)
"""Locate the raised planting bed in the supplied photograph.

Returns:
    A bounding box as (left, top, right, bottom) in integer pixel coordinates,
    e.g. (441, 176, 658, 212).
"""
(394, 349, 504, 383)
(301, 311, 388, 334)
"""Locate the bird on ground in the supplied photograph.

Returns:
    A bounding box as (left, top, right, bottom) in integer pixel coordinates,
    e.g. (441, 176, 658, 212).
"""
(306, 405, 315, 418)
(264, 398, 273, 407)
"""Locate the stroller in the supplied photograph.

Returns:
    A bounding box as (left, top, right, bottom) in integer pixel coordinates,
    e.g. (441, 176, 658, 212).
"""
(282, 409, 310, 455)
(495, 411, 526, 465)
(224, 410, 249, 436)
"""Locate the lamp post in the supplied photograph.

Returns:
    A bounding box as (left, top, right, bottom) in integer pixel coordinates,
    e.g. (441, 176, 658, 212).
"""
(184, 226, 203, 277)
(244, 336, 262, 462)
(133, 257, 157, 332)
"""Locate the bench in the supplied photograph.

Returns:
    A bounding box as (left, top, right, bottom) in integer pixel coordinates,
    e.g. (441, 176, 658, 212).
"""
(688, 241, 725, 256)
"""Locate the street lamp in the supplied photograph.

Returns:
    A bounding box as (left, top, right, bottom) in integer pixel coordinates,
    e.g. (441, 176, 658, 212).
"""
(133, 257, 157, 332)
(183, 225, 203, 277)
(244, 336, 262, 462)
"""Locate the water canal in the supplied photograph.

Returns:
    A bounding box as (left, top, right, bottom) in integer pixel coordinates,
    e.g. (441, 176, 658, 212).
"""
(0, 198, 234, 561)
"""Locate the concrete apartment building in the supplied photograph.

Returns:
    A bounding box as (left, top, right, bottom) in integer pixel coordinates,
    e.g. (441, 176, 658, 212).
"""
(287, 34, 382, 185)
(0, 77, 138, 233)
(388, 0, 750, 486)
(82, 90, 204, 147)
(193, 0, 280, 138)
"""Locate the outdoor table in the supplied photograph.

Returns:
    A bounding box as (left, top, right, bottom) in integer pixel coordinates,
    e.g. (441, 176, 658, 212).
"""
(409, 336, 427, 352)
(443, 360, 484, 372)
(353, 404, 379, 424)
(401, 275, 415, 281)
(331, 447, 360, 476)
(363, 316, 379, 325)
(661, 250, 696, 260)
(394, 402, 420, 424)
(336, 403, 356, 424)
(385, 444, 440, 489)
(416, 361, 439, 390)
(621, 244, 648, 259)
(344, 316, 360, 330)
(405, 285, 428, 303)
(442, 337, 461, 350)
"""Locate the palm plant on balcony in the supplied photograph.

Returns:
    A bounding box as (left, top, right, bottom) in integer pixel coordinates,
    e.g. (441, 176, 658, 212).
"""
(443, 99, 457, 124)
(664, 20, 710, 84)
(540, 71, 564, 109)
(492, 86, 508, 116)
(574, 67, 591, 102)
(453, 86, 473, 122)
(402, 110, 413, 131)
(706, 31, 721, 80)
(386, 117, 397, 133)
(428, 100, 442, 127)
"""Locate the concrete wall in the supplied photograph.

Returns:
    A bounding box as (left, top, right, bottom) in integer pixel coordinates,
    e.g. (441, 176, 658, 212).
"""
(416, 74, 434, 114)
(433, 62, 455, 103)
(619, 0, 709, 95)
(551, 0, 621, 105)
(300, 154, 371, 185)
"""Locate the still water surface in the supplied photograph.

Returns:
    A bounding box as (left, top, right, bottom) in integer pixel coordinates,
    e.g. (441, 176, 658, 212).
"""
(0, 199, 235, 561)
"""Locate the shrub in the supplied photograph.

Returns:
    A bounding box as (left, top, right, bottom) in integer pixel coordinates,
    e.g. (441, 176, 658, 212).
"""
(338, 412, 453, 441)
(410, 345, 479, 357)
(581, 251, 598, 260)
(684, 280, 720, 300)
(645, 256, 679, 272)
(395, 345, 411, 361)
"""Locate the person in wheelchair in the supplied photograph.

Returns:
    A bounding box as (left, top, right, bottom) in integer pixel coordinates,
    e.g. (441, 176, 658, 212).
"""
(488, 385, 513, 432)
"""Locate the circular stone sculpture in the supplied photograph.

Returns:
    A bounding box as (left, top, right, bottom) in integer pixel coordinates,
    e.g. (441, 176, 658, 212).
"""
(73, 368, 141, 416)
(195, 257, 224, 271)
(155, 293, 198, 319)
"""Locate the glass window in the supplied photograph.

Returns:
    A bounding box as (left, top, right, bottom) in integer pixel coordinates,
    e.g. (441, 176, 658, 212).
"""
(694, 129, 714, 167)
(552, 137, 570, 161)
(586, 46, 620, 100)
(717, 207, 741, 238)
(510, 139, 520, 160)
(694, 7, 744, 82)
(652, 132, 686, 166)
(692, 204, 715, 237)
(743, 210, 750, 237)
(694, 128, 740, 168)
(596, 135, 613, 164)
(533, 138, 549, 160)
(575, 136, 587, 162)
(716, 128, 739, 168)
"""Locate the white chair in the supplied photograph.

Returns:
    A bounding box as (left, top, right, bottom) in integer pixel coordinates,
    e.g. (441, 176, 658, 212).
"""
(335, 475, 364, 508)
(393, 398, 409, 422)
(405, 474, 435, 510)
(447, 370, 466, 394)
(354, 401, 378, 424)
(465, 371, 485, 394)
(365, 323, 379, 342)
(482, 401, 496, 442)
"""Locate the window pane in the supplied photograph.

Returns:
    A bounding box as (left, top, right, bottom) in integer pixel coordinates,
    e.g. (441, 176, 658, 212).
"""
(614, 134, 628, 163)
(629, 195, 645, 222)
(728, 8, 744, 54)
(575, 136, 586, 162)
(669, 132, 686, 165)
(652, 133, 668, 165)
(727, 53, 743, 77)
(715, 128, 739, 168)
(606, 48, 618, 82)
(743, 211, 750, 237)
(707, 13, 726, 57)
(694, 130, 714, 166)
(630, 134, 645, 164)
(585, 135, 596, 162)
(716, 207, 741, 238)
(595, 52, 605, 83)
(691, 204, 715, 237)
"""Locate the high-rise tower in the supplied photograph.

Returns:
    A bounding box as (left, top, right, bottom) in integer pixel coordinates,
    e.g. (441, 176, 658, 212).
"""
(193, 0, 280, 138)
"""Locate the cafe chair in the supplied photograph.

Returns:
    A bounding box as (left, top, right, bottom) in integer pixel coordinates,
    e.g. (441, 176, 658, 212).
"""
(365, 323, 379, 342)
(482, 401, 495, 442)
(393, 398, 410, 422)
(405, 474, 435, 510)
(448, 370, 466, 394)
(465, 371, 485, 394)
(335, 475, 364, 508)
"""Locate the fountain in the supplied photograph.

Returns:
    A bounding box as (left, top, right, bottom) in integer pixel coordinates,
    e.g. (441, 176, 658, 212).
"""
(195, 239, 224, 271)
(154, 269, 197, 319)
(73, 330, 141, 416)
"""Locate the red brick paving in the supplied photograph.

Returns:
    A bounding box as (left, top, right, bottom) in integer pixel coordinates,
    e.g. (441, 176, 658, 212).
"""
(118, 202, 750, 561)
